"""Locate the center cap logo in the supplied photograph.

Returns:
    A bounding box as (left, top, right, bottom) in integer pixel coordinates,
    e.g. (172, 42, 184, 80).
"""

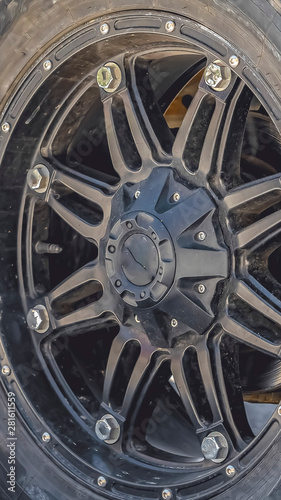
(121, 234, 159, 286)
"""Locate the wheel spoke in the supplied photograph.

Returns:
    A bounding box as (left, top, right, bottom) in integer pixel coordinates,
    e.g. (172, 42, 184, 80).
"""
(235, 280, 281, 328)
(235, 209, 281, 249)
(173, 87, 225, 181)
(211, 333, 252, 447)
(220, 315, 281, 357)
(172, 77, 251, 187)
(101, 56, 173, 181)
(102, 326, 133, 407)
(121, 89, 156, 164)
(102, 326, 167, 419)
(48, 169, 113, 244)
(196, 340, 223, 425)
(171, 341, 223, 431)
(171, 351, 202, 429)
(54, 293, 115, 330)
(124, 56, 174, 163)
(173, 87, 207, 162)
(48, 261, 104, 304)
(42, 261, 120, 332)
(120, 348, 161, 419)
(215, 81, 252, 188)
(224, 174, 281, 211)
(103, 97, 135, 180)
(48, 194, 97, 243)
(52, 169, 113, 209)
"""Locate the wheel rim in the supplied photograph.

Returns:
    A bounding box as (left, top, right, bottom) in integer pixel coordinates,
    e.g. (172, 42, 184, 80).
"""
(0, 10, 281, 498)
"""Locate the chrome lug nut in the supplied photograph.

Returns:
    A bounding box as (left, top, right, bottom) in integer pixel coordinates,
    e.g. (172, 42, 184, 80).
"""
(226, 465, 236, 478)
(43, 60, 52, 71)
(97, 62, 122, 93)
(278, 406, 281, 416)
(229, 55, 240, 68)
(201, 431, 229, 463)
(95, 414, 120, 444)
(100, 23, 110, 35)
(2, 365, 11, 376)
(195, 231, 206, 242)
(97, 476, 107, 487)
(165, 21, 175, 33)
(27, 164, 50, 193)
(42, 432, 51, 443)
(135, 190, 141, 199)
(2, 122, 10, 133)
(204, 60, 232, 91)
(27, 305, 49, 334)
(162, 489, 173, 499)
(196, 283, 206, 294)
(171, 318, 178, 328)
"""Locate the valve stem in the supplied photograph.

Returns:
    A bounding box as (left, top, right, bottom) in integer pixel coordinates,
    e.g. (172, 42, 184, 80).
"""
(35, 242, 63, 255)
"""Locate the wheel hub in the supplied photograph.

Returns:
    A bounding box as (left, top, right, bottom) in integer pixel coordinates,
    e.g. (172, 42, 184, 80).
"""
(106, 168, 229, 329)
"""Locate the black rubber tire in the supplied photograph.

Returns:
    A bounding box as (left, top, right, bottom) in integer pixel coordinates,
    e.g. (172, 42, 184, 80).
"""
(0, 1, 281, 499)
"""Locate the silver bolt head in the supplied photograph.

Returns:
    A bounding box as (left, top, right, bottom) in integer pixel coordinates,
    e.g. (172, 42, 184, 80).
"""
(95, 414, 120, 444)
(42, 432, 51, 443)
(201, 432, 229, 463)
(196, 231, 206, 241)
(97, 476, 107, 487)
(205, 63, 223, 87)
(96, 418, 112, 441)
(229, 55, 240, 68)
(100, 23, 110, 35)
(2, 122, 10, 133)
(2, 365, 11, 376)
(165, 21, 175, 33)
(97, 62, 122, 93)
(278, 405, 281, 416)
(162, 489, 173, 499)
(171, 318, 178, 328)
(204, 60, 232, 91)
(135, 190, 141, 199)
(197, 283, 206, 294)
(27, 305, 49, 334)
(135, 315, 140, 323)
(207, 78, 215, 86)
(226, 465, 236, 478)
(172, 192, 180, 202)
(29, 309, 43, 330)
(43, 60, 52, 71)
(97, 66, 113, 89)
(27, 165, 50, 193)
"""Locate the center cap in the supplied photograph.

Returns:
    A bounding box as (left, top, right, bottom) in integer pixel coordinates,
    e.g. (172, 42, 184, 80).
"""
(121, 234, 159, 286)
(105, 212, 176, 307)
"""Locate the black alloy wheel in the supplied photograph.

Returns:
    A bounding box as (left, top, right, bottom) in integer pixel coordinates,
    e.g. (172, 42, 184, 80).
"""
(0, 2, 281, 500)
